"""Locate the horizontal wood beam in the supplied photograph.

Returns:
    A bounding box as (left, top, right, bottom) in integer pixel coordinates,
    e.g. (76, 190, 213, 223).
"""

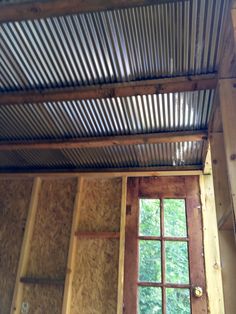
(0, 0, 187, 23)
(0, 75, 217, 107)
(75, 231, 120, 239)
(0, 130, 207, 151)
(0, 166, 203, 177)
(20, 277, 65, 285)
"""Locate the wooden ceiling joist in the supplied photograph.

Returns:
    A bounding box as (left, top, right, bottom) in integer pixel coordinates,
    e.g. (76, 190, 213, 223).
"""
(0, 0, 186, 23)
(0, 130, 207, 151)
(0, 75, 217, 107)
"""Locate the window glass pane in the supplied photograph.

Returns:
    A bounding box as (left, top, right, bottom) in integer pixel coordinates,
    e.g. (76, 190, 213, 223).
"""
(139, 240, 161, 282)
(164, 199, 187, 237)
(165, 241, 189, 284)
(139, 199, 160, 236)
(138, 287, 162, 314)
(166, 288, 191, 314)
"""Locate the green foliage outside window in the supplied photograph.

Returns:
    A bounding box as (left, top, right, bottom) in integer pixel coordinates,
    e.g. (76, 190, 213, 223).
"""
(138, 199, 191, 314)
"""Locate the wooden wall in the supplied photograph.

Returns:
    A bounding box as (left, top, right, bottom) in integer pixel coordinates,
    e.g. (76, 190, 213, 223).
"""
(0, 176, 123, 314)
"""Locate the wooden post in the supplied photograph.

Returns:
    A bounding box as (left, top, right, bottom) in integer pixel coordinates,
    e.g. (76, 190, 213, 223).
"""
(62, 177, 83, 314)
(117, 177, 127, 314)
(10, 177, 41, 314)
(199, 175, 225, 314)
(210, 133, 234, 229)
(219, 79, 236, 219)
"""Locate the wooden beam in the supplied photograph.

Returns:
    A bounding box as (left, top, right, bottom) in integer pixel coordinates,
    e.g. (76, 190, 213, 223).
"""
(219, 79, 236, 218)
(20, 277, 65, 286)
(0, 130, 208, 152)
(0, 166, 203, 178)
(0, 0, 189, 23)
(75, 231, 120, 239)
(10, 177, 41, 314)
(62, 178, 83, 314)
(199, 174, 225, 314)
(0, 75, 217, 107)
(210, 132, 234, 230)
(117, 177, 127, 314)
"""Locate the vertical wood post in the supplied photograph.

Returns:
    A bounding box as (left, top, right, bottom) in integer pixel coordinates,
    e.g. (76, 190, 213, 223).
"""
(62, 177, 83, 314)
(117, 176, 127, 314)
(200, 175, 225, 314)
(219, 79, 236, 220)
(10, 177, 41, 314)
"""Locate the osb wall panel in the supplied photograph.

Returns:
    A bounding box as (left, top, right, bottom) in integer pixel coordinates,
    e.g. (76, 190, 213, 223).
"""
(78, 178, 122, 232)
(22, 285, 64, 314)
(0, 179, 33, 314)
(27, 178, 77, 278)
(71, 239, 119, 314)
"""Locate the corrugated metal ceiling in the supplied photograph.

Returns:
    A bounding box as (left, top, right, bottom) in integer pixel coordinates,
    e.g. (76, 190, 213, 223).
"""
(0, 0, 226, 171)
(1, 0, 226, 92)
(0, 90, 214, 141)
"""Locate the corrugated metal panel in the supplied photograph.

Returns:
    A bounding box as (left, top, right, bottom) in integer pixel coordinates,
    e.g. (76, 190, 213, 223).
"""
(0, 90, 214, 141)
(0, 141, 204, 170)
(0, 0, 227, 92)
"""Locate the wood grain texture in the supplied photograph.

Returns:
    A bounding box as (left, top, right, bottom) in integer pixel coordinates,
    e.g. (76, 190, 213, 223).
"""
(0, 75, 217, 106)
(26, 178, 77, 279)
(78, 178, 122, 232)
(200, 175, 225, 314)
(0, 130, 207, 152)
(71, 239, 119, 314)
(0, 179, 33, 314)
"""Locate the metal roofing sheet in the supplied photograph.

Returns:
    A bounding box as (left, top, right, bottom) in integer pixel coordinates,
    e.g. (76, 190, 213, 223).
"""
(0, 141, 204, 170)
(0, 0, 227, 92)
(0, 90, 214, 141)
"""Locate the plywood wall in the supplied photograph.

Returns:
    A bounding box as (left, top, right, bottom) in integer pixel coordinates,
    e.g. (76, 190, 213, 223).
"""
(71, 178, 122, 314)
(0, 176, 122, 314)
(22, 178, 77, 313)
(0, 179, 33, 314)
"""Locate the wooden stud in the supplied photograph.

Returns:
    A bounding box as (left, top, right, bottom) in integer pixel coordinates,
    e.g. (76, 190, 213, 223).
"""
(10, 177, 42, 314)
(0, 130, 207, 152)
(199, 174, 225, 314)
(117, 177, 127, 314)
(219, 79, 236, 218)
(210, 132, 234, 229)
(62, 177, 83, 314)
(0, 75, 216, 107)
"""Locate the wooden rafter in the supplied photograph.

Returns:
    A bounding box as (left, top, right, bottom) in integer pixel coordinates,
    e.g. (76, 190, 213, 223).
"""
(1, 0, 189, 23)
(0, 130, 207, 152)
(0, 75, 217, 107)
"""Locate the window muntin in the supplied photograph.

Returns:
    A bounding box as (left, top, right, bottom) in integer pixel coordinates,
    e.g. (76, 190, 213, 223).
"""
(138, 198, 191, 314)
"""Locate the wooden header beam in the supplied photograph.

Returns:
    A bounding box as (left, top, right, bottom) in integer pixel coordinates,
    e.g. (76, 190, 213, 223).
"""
(0, 75, 217, 107)
(0, 166, 203, 177)
(0, 0, 187, 23)
(0, 130, 207, 151)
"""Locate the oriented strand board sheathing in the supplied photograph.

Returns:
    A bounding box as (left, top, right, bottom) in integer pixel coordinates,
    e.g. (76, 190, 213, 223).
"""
(78, 178, 122, 232)
(0, 179, 33, 314)
(71, 239, 119, 314)
(27, 178, 77, 278)
(22, 285, 64, 314)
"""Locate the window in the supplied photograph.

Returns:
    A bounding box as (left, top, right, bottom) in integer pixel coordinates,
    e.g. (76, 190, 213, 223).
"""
(138, 199, 190, 314)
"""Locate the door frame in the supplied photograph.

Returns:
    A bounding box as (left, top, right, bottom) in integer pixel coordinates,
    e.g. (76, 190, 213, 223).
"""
(123, 176, 207, 314)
